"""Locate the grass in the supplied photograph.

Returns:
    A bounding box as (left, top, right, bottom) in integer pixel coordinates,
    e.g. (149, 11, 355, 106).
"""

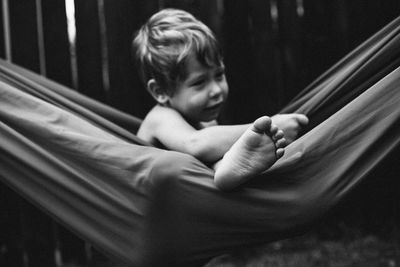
(205, 229, 400, 267)
(205, 200, 400, 267)
(63, 220, 400, 267)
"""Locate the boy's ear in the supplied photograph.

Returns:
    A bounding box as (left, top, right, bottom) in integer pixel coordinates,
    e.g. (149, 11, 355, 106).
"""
(146, 79, 169, 104)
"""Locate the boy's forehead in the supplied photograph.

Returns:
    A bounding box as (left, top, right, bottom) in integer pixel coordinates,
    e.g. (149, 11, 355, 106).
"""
(184, 54, 223, 77)
(185, 55, 206, 73)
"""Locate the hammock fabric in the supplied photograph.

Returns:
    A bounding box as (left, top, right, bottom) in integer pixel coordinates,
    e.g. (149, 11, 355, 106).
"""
(1, 16, 400, 266)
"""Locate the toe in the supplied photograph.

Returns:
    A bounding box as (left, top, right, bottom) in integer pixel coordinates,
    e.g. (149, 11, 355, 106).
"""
(273, 129, 284, 141)
(276, 138, 286, 148)
(252, 116, 272, 133)
(269, 124, 278, 136)
(297, 114, 309, 125)
(276, 148, 285, 158)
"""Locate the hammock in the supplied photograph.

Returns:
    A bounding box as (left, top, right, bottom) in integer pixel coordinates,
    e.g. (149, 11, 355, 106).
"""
(1, 16, 400, 266)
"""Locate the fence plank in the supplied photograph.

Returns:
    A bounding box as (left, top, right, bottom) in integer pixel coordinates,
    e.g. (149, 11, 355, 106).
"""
(247, 0, 284, 114)
(0, 184, 24, 267)
(223, 1, 278, 123)
(301, 0, 349, 86)
(276, 0, 304, 102)
(103, 0, 157, 119)
(8, 0, 39, 72)
(41, 0, 72, 87)
(74, 0, 104, 100)
(0, 0, 7, 59)
(345, 0, 400, 49)
(19, 200, 55, 267)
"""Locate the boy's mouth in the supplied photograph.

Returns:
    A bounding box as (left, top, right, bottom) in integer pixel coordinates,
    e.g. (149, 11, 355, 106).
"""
(205, 102, 223, 112)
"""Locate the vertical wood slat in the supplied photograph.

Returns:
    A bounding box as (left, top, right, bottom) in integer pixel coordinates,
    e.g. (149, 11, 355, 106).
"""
(65, 0, 79, 90)
(74, 0, 104, 100)
(103, 0, 157, 118)
(97, 0, 110, 93)
(35, 0, 46, 76)
(41, 0, 72, 88)
(248, 0, 283, 114)
(276, 0, 304, 102)
(300, 0, 353, 88)
(0, 1, 5, 59)
(20, 198, 55, 267)
(223, 1, 281, 123)
(223, 1, 252, 123)
(5, 3, 39, 266)
(52, 222, 63, 267)
(2, 3, 69, 266)
(8, 0, 39, 72)
(18, 200, 29, 267)
(2, 0, 10, 60)
(345, 0, 400, 49)
(30, 2, 71, 261)
(0, 183, 25, 267)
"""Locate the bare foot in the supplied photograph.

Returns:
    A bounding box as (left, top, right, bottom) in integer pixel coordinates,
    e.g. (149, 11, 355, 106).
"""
(271, 114, 309, 144)
(214, 116, 286, 191)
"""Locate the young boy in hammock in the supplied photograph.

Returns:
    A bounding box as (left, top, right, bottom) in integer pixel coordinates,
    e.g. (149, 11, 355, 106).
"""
(133, 9, 308, 190)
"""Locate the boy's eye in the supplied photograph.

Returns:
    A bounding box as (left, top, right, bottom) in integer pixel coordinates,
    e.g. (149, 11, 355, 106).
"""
(191, 79, 205, 87)
(215, 71, 225, 80)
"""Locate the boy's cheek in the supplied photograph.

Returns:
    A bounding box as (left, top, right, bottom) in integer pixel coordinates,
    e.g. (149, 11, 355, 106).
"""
(223, 81, 229, 96)
(223, 88, 229, 100)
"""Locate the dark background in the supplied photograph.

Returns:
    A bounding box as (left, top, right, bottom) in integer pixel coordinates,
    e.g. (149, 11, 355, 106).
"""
(3, 0, 400, 122)
(1, 1, 400, 266)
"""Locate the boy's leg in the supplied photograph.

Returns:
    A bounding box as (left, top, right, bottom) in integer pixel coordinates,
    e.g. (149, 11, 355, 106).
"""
(214, 116, 285, 191)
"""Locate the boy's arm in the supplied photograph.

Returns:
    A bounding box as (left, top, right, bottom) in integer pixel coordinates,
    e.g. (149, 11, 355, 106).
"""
(146, 106, 308, 164)
(149, 106, 250, 163)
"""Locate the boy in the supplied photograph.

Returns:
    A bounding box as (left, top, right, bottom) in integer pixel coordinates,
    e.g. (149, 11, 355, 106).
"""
(133, 9, 308, 190)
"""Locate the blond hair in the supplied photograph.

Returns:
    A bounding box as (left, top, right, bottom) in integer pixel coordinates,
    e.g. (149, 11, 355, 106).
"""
(132, 9, 222, 94)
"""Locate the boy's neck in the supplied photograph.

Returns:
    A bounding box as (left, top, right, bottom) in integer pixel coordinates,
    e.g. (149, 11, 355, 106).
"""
(198, 120, 218, 129)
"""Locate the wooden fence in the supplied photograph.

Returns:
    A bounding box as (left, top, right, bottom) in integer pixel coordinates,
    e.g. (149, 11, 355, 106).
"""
(1, 0, 400, 266)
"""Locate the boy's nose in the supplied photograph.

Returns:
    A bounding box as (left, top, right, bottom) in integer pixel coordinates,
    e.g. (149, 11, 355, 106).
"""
(209, 82, 223, 98)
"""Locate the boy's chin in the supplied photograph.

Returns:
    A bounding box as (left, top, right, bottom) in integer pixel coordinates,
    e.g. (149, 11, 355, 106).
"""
(201, 114, 219, 123)
(201, 110, 221, 122)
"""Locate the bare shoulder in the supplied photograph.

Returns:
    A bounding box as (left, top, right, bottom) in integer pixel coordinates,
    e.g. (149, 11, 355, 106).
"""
(137, 105, 184, 143)
(145, 105, 183, 124)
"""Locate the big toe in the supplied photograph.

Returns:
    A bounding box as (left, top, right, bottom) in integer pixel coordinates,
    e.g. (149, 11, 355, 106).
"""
(297, 114, 309, 125)
(252, 116, 272, 133)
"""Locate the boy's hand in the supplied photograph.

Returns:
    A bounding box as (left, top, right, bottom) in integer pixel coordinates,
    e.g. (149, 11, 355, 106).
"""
(271, 114, 309, 144)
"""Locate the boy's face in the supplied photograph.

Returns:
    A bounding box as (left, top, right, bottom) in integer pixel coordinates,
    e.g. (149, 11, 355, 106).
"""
(167, 55, 228, 123)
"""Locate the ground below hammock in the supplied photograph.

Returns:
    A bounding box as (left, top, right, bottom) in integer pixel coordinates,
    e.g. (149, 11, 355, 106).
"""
(204, 226, 400, 267)
(65, 221, 400, 267)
